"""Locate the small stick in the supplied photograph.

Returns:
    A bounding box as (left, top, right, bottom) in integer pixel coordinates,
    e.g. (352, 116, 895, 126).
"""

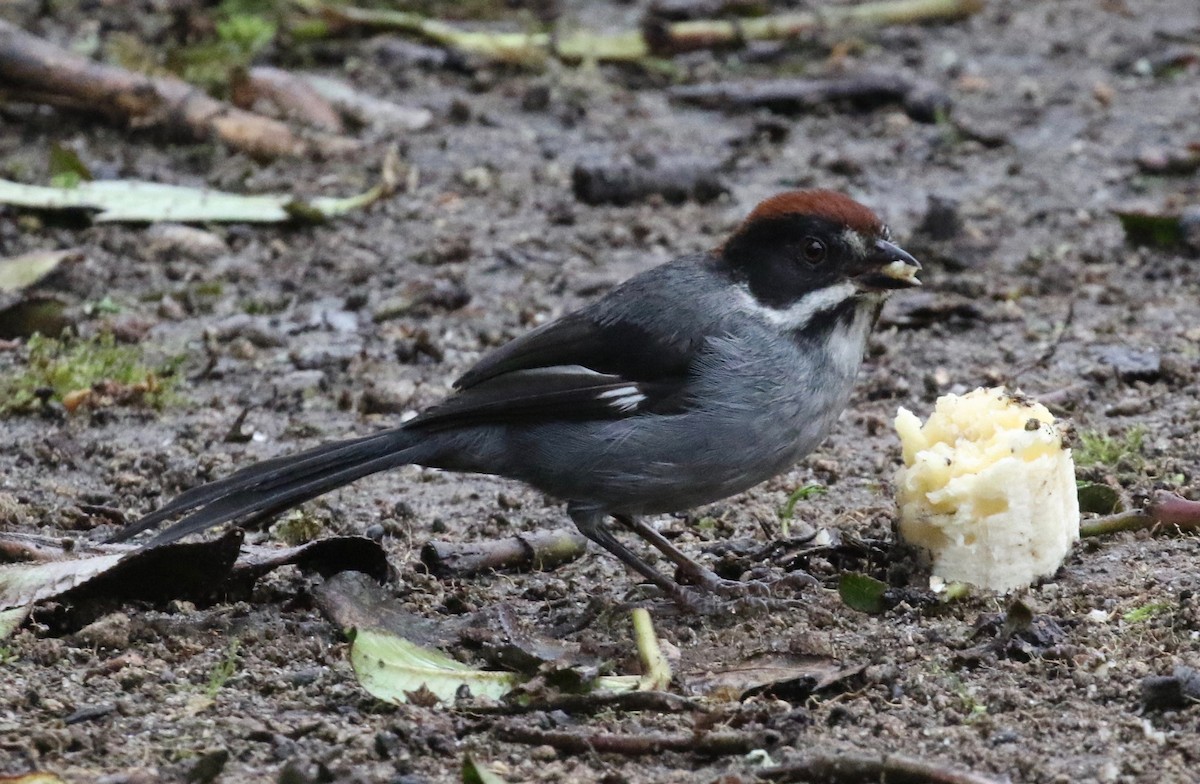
(1006, 301, 1075, 384)
(465, 689, 696, 715)
(572, 157, 728, 206)
(315, 0, 983, 66)
(0, 21, 358, 160)
(759, 751, 1007, 784)
(494, 725, 766, 756)
(668, 73, 951, 122)
(648, 0, 983, 56)
(231, 66, 345, 134)
(421, 528, 588, 578)
(299, 74, 433, 132)
(1080, 491, 1200, 538)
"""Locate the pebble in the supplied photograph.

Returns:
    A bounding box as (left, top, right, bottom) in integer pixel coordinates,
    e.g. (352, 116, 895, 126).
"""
(1090, 344, 1161, 382)
(213, 314, 286, 348)
(289, 339, 362, 371)
(359, 378, 417, 414)
(74, 612, 132, 650)
(1141, 665, 1200, 710)
(272, 370, 325, 397)
(144, 224, 228, 260)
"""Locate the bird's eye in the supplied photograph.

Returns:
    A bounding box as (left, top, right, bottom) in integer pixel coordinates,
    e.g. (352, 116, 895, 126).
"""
(800, 237, 826, 264)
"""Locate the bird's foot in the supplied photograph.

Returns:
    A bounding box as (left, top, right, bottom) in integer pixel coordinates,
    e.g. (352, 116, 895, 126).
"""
(667, 586, 804, 616)
(687, 569, 817, 599)
(658, 572, 814, 615)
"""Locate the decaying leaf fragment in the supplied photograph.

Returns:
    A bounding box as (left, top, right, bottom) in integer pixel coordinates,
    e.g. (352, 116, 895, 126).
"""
(0, 531, 386, 639)
(0, 175, 393, 224)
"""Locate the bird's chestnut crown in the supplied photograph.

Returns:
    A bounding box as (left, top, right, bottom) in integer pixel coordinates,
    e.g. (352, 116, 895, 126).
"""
(718, 190, 909, 309)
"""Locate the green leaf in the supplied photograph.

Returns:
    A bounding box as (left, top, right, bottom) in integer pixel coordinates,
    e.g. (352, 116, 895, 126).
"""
(779, 483, 826, 520)
(48, 144, 93, 190)
(347, 627, 638, 706)
(838, 572, 887, 614)
(0, 178, 390, 224)
(349, 628, 521, 704)
(1113, 209, 1182, 248)
(0, 250, 77, 293)
(462, 754, 506, 784)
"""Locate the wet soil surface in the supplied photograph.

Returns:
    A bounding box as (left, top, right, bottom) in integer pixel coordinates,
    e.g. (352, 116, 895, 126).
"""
(2, 0, 1199, 781)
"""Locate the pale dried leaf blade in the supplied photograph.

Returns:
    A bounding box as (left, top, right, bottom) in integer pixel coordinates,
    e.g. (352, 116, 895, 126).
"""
(0, 249, 79, 293)
(0, 178, 391, 223)
(302, 73, 433, 131)
(0, 552, 125, 611)
(349, 627, 521, 704)
(0, 605, 31, 642)
(0, 773, 69, 784)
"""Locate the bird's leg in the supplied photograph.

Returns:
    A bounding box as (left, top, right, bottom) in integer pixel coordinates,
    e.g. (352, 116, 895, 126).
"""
(613, 514, 815, 599)
(611, 513, 738, 594)
(569, 503, 709, 610)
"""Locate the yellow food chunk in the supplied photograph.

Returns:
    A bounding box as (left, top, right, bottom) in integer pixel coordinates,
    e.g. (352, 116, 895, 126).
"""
(894, 387, 1079, 592)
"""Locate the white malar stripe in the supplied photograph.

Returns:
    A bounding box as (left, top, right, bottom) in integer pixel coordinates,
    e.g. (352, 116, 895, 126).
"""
(598, 386, 646, 412)
(738, 280, 858, 331)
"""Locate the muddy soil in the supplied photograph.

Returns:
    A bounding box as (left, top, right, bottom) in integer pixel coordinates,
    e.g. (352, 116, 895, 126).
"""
(2, 0, 1199, 782)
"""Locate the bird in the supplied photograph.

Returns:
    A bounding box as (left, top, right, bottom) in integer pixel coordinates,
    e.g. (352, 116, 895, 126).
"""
(111, 190, 921, 611)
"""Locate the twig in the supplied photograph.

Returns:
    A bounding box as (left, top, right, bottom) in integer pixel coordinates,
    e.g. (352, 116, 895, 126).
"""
(315, 0, 983, 66)
(494, 725, 769, 756)
(300, 74, 433, 132)
(1006, 301, 1075, 384)
(668, 72, 951, 122)
(646, 0, 983, 56)
(420, 528, 588, 578)
(758, 751, 1008, 784)
(0, 21, 358, 160)
(231, 66, 345, 134)
(1080, 491, 1200, 538)
(0, 533, 67, 563)
(464, 689, 696, 715)
(572, 157, 728, 206)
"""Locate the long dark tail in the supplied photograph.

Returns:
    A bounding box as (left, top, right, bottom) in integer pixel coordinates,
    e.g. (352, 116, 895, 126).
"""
(109, 427, 423, 547)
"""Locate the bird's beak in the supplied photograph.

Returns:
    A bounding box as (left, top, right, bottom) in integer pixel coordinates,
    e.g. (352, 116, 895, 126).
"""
(854, 239, 922, 290)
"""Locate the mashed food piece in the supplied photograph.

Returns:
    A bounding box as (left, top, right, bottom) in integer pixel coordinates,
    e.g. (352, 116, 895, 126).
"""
(894, 387, 1079, 592)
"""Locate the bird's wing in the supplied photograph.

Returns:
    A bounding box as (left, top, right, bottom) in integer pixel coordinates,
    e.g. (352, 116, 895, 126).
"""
(408, 311, 701, 430)
(453, 310, 697, 389)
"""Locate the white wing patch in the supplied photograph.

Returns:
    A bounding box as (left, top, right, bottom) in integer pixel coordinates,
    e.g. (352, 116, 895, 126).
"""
(598, 386, 647, 413)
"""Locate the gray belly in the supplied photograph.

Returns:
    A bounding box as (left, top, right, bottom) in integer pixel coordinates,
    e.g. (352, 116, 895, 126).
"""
(434, 369, 856, 516)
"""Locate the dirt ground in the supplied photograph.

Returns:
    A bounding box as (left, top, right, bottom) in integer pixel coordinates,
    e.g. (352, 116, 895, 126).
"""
(2, 0, 1199, 782)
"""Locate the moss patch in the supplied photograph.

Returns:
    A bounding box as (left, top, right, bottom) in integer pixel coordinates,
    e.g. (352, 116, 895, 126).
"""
(0, 333, 182, 416)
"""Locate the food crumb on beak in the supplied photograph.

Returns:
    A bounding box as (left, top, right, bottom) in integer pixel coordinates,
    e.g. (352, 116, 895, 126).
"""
(882, 259, 921, 285)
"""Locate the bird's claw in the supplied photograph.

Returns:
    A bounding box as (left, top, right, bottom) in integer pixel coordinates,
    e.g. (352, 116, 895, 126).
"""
(702, 571, 818, 599)
(661, 571, 814, 615)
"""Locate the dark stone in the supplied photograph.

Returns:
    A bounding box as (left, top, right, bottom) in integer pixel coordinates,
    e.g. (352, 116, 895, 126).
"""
(1141, 666, 1200, 710)
(1091, 344, 1162, 382)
